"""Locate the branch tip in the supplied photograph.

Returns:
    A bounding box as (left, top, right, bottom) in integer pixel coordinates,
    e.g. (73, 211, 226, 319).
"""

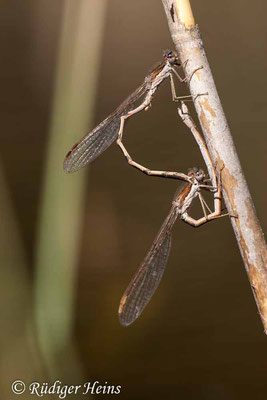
(175, 0, 195, 28)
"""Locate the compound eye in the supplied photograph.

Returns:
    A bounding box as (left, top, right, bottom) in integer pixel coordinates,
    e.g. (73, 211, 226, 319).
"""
(167, 51, 172, 57)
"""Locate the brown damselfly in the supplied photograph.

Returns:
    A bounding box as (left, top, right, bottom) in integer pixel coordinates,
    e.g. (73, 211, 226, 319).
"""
(118, 166, 228, 326)
(63, 50, 192, 173)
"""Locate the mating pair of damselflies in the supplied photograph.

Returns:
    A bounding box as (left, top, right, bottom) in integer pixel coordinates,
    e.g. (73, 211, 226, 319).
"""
(64, 50, 225, 326)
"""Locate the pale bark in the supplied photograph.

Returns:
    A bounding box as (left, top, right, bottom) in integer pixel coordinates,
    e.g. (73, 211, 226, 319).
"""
(162, 0, 267, 332)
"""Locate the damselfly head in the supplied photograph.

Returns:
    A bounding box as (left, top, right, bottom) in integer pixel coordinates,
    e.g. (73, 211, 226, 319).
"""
(187, 167, 205, 182)
(163, 50, 181, 66)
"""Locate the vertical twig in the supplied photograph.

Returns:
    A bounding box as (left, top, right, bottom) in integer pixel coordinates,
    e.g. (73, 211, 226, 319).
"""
(162, 0, 267, 332)
(34, 0, 107, 371)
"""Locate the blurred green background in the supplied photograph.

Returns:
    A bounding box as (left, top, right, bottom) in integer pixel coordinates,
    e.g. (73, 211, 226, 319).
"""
(0, 0, 266, 399)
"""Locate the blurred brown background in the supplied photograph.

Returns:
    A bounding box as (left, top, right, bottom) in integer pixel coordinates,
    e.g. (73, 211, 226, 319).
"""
(0, 0, 266, 399)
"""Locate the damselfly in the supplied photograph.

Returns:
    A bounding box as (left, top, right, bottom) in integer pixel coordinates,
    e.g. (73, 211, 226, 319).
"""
(118, 166, 225, 326)
(63, 50, 191, 173)
(118, 102, 233, 326)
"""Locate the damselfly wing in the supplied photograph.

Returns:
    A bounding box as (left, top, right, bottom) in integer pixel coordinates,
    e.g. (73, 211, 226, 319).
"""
(118, 205, 179, 326)
(63, 84, 147, 172)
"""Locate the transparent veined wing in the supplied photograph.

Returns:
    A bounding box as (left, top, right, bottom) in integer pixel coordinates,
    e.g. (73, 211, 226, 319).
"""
(118, 205, 179, 326)
(63, 83, 148, 173)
